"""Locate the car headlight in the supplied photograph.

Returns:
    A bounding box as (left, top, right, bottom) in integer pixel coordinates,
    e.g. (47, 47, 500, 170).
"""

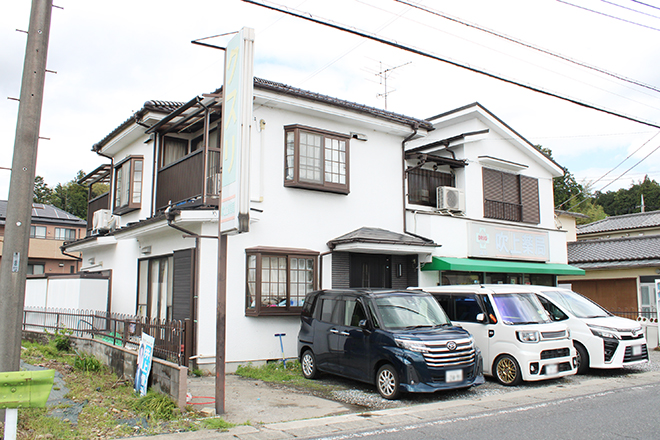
(588, 324, 620, 340)
(395, 338, 429, 353)
(632, 327, 644, 337)
(516, 330, 540, 343)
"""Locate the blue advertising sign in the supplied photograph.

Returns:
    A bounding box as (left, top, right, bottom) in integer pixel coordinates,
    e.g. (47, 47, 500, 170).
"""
(134, 332, 155, 396)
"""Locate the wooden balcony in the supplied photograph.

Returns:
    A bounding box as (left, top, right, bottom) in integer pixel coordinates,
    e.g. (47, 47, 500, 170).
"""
(86, 192, 110, 233)
(156, 149, 221, 212)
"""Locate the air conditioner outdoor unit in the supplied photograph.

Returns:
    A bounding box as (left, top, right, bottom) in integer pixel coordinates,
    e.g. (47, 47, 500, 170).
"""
(92, 209, 116, 234)
(437, 186, 465, 213)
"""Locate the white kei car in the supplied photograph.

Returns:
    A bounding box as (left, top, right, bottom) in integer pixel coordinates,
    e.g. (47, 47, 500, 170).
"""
(531, 286, 648, 374)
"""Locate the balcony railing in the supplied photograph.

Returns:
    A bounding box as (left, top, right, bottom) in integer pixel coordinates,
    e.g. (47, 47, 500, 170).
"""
(156, 150, 206, 212)
(86, 192, 110, 232)
(484, 199, 522, 222)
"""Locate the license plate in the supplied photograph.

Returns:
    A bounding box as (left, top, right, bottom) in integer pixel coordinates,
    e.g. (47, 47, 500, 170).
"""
(446, 369, 463, 383)
(545, 364, 558, 375)
(633, 345, 642, 356)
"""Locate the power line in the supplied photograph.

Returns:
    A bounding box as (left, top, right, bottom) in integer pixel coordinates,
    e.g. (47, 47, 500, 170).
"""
(628, 0, 660, 12)
(396, 0, 660, 94)
(600, 0, 660, 19)
(242, 0, 660, 130)
(556, 0, 660, 31)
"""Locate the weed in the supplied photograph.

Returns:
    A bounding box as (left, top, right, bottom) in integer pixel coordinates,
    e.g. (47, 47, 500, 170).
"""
(200, 417, 236, 430)
(73, 351, 102, 372)
(191, 368, 205, 377)
(133, 391, 179, 421)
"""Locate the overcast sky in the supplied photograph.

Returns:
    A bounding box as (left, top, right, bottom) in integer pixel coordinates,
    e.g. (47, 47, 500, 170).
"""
(2, 0, 660, 203)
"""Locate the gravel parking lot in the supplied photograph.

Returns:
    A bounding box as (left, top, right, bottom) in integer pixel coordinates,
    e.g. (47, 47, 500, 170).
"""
(321, 348, 659, 411)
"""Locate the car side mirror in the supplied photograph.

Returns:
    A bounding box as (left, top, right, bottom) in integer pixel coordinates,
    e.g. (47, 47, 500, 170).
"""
(359, 319, 368, 328)
(476, 313, 487, 323)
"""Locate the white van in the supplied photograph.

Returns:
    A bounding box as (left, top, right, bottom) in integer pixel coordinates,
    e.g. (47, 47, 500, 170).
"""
(415, 285, 576, 385)
(529, 286, 648, 374)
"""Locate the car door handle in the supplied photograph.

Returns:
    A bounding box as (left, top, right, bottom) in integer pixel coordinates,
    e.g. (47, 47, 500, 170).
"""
(338, 331, 350, 336)
(330, 329, 339, 334)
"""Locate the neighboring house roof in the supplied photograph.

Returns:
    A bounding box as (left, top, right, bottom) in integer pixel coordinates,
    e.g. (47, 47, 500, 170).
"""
(555, 210, 590, 219)
(0, 200, 86, 227)
(577, 210, 660, 235)
(92, 78, 434, 153)
(327, 227, 436, 249)
(567, 234, 660, 270)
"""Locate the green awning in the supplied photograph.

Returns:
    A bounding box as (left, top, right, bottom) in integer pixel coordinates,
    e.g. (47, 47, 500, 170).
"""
(421, 257, 585, 276)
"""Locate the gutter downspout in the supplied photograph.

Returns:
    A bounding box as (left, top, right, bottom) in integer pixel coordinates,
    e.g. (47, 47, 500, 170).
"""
(402, 123, 419, 235)
(166, 211, 200, 369)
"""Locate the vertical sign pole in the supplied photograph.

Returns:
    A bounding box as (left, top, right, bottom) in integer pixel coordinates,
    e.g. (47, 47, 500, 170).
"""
(655, 279, 660, 347)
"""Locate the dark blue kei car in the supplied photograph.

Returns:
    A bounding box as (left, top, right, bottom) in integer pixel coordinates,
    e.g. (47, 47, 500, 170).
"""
(297, 289, 484, 399)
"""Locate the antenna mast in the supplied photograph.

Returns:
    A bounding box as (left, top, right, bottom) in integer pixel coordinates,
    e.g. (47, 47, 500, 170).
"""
(376, 61, 411, 110)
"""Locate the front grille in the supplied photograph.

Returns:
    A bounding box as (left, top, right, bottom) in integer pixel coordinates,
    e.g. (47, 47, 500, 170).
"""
(541, 330, 567, 340)
(624, 344, 648, 363)
(621, 334, 645, 340)
(603, 339, 619, 362)
(423, 338, 476, 369)
(540, 348, 570, 360)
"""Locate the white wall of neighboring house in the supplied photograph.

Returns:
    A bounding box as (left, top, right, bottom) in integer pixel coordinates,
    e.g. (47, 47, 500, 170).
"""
(25, 277, 108, 311)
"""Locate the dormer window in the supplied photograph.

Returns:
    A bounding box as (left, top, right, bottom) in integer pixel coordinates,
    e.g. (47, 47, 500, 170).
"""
(284, 125, 349, 194)
(113, 156, 143, 215)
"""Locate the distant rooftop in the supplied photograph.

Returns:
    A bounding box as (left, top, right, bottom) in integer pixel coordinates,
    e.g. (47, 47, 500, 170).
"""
(568, 234, 660, 270)
(577, 210, 660, 235)
(0, 200, 86, 227)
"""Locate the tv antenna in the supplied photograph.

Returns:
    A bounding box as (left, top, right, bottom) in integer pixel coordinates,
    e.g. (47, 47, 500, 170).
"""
(376, 61, 411, 110)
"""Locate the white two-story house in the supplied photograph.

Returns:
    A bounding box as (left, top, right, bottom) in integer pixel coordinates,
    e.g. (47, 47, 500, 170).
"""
(65, 79, 582, 371)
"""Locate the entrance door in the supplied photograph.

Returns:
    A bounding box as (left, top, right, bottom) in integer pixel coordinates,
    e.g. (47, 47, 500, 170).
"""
(349, 254, 391, 288)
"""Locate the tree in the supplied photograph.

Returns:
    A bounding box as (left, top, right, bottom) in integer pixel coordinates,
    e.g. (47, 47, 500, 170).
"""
(49, 170, 89, 220)
(596, 176, 660, 216)
(33, 175, 53, 203)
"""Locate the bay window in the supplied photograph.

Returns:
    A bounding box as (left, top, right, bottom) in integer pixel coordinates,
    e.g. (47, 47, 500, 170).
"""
(113, 156, 143, 215)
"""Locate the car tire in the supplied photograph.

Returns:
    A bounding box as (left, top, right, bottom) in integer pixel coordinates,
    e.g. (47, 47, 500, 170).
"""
(494, 354, 522, 386)
(574, 342, 590, 375)
(376, 364, 400, 400)
(301, 349, 319, 379)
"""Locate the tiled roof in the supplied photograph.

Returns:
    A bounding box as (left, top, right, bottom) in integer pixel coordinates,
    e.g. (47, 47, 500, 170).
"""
(568, 235, 660, 267)
(0, 200, 86, 226)
(327, 227, 436, 249)
(254, 78, 434, 131)
(577, 210, 660, 235)
(94, 78, 434, 152)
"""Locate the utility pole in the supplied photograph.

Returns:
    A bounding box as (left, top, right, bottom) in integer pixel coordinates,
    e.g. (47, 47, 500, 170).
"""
(0, 0, 53, 374)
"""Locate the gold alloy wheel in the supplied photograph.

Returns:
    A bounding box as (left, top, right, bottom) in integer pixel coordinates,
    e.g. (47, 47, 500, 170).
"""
(496, 356, 518, 384)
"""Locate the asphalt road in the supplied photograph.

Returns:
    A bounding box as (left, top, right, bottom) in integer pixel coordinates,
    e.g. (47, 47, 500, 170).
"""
(300, 380, 660, 440)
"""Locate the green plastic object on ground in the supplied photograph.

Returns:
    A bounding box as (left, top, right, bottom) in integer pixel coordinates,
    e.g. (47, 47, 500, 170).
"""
(0, 370, 55, 409)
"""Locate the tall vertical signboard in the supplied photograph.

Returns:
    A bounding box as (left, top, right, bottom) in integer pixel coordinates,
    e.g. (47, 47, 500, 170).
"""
(220, 27, 254, 234)
(656, 279, 660, 345)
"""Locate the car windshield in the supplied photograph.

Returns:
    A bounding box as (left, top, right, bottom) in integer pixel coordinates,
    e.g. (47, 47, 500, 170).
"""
(491, 293, 551, 325)
(541, 289, 610, 318)
(374, 294, 451, 330)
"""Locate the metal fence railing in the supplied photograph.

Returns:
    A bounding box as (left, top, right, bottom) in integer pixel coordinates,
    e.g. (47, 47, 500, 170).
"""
(23, 307, 188, 365)
(609, 308, 658, 322)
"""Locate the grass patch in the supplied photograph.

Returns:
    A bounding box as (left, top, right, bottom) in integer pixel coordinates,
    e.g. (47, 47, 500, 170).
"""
(9, 339, 209, 439)
(235, 360, 327, 391)
(200, 417, 236, 430)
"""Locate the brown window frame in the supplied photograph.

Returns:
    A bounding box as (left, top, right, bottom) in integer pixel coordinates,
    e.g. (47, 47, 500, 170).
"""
(284, 125, 350, 194)
(113, 155, 144, 215)
(245, 247, 319, 316)
(482, 168, 539, 224)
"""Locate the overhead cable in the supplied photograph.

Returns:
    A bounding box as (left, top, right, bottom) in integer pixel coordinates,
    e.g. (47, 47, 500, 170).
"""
(629, 0, 660, 11)
(600, 0, 660, 19)
(242, 0, 660, 130)
(396, 0, 660, 94)
(556, 0, 660, 31)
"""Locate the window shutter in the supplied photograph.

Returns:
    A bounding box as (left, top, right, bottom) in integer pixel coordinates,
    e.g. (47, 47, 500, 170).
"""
(482, 168, 502, 200)
(520, 175, 540, 224)
(502, 172, 520, 204)
(172, 248, 195, 321)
